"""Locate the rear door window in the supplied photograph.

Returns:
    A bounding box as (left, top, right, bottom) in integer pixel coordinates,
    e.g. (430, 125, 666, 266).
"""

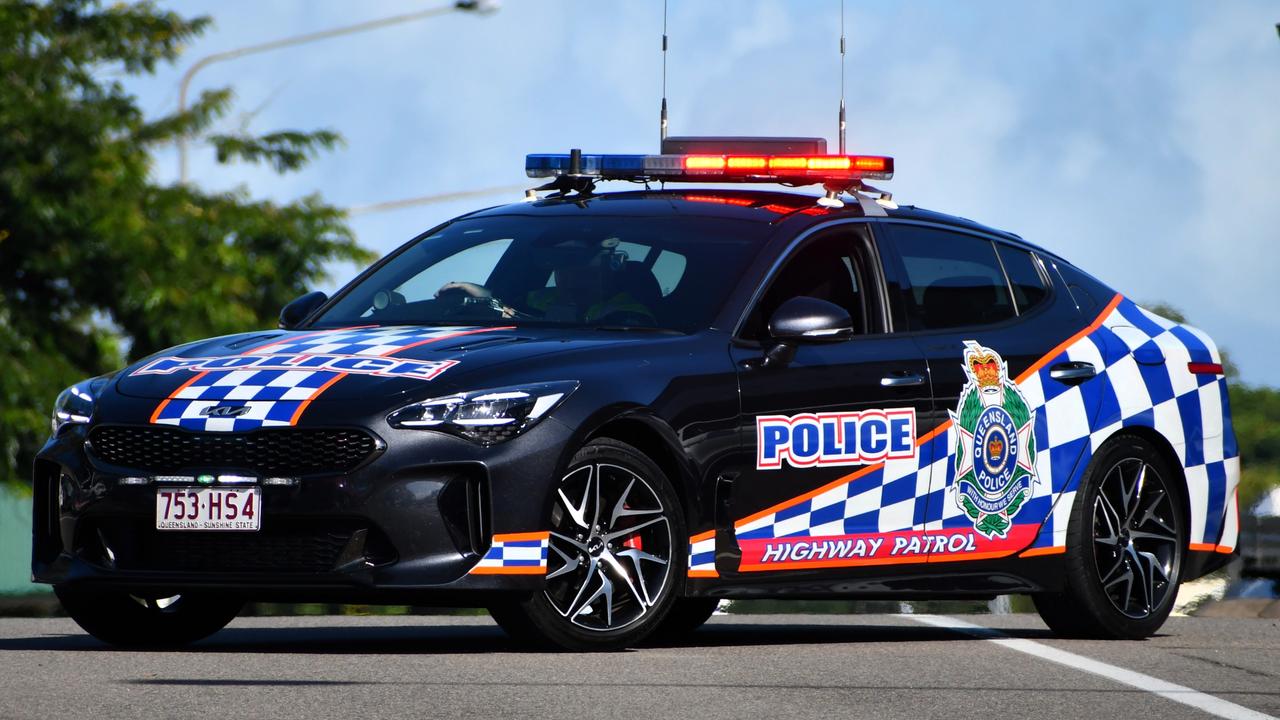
(890, 226, 1016, 331)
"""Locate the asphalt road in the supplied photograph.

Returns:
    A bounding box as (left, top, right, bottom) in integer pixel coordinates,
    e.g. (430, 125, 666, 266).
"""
(1, 613, 1278, 720)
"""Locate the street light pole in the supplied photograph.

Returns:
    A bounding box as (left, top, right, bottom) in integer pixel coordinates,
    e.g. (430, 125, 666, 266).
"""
(177, 0, 497, 183)
(345, 184, 527, 217)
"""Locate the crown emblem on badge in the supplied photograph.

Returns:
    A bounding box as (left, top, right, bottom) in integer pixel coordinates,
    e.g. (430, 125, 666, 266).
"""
(965, 348, 1002, 388)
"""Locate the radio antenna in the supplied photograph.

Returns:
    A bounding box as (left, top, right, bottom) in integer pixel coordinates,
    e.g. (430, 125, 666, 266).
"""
(838, 0, 846, 154)
(660, 0, 669, 145)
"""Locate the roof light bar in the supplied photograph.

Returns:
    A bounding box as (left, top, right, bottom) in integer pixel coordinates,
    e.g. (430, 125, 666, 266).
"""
(526, 152, 894, 184)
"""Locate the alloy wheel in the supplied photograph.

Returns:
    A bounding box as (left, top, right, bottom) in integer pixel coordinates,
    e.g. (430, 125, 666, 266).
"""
(1092, 457, 1181, 619)
(130, 594, 183, 612)
(544, 462, 673, 632)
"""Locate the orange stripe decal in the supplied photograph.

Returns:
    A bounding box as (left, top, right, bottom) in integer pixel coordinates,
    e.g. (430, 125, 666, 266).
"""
(285, 325, 513, 426)
(689, 529, 716, 543)
(1015, 293, 1123, 385)
(380, 326, 515, 357)
(735, 463, 881, 529)
(1188, 542, 1217, 552)
(493, 531, 550, 543)
(148, 325, 369, 425)
(149, 371, 209, 424)
(1019, 546, 1066, 558)
(915, 421, 952, 447)
(924, 549, 1024, 564)
(287, 373, 347, 425)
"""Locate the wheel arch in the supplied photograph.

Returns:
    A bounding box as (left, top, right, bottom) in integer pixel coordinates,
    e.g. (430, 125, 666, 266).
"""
(577, 409, 705, 532)
(1090, 426, 1191, 548)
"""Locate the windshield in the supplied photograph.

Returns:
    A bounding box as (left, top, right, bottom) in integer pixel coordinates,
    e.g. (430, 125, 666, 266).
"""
(314, 214, 767, 332)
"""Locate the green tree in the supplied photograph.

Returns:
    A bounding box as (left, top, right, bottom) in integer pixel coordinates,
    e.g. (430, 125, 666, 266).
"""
(0, 1, 374, 485)
(1228, 384, 1280, 508)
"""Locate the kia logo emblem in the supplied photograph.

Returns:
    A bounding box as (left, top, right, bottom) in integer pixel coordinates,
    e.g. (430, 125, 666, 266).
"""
(199, 405, 251, 418)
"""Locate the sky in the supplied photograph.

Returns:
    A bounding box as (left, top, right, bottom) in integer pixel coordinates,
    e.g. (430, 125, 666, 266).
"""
(126, 1, 1279, 385)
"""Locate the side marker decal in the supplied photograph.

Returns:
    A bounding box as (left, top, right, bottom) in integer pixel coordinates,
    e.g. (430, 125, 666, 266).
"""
(470, 532, 549, 575)
(688, 530, 718, 578)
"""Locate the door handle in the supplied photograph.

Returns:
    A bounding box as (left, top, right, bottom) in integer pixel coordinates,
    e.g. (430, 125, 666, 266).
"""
(1049, 361, 1097, 385)
(880, 372, 926, 388)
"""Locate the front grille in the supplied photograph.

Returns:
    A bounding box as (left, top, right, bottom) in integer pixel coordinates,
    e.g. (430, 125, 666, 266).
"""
(88, 425, 379, 476)
(86, 518, 395, 574)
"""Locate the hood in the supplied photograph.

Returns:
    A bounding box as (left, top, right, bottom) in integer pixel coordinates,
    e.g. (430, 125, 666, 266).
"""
(115, 324, 626, 405)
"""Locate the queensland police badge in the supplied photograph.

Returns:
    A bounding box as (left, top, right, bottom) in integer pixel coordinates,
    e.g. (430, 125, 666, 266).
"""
(948, 341, 1038, 539)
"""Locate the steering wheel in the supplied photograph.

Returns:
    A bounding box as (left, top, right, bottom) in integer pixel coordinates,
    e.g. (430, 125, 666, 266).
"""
(435, 286, 511, 319)
(434, 285, 471, 305)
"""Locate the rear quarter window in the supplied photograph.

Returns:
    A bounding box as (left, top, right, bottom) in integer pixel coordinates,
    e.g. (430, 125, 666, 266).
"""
(1054, 261, 1117, 317)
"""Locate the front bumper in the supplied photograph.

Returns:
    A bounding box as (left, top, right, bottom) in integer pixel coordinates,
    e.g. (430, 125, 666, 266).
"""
(31, 411, 574, 603)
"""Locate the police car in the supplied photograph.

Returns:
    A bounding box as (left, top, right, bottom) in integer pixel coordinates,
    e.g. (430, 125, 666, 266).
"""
(36, 137, 1240, 650)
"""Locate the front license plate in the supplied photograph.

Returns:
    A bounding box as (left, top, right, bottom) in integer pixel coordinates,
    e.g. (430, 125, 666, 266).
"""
(155, 487, 261, 531)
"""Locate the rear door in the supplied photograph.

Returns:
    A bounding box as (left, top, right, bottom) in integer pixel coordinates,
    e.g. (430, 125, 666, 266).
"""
(879, 222, 1102, 561)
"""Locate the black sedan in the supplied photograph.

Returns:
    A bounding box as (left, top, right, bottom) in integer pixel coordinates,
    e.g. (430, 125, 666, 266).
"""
(36, 142, 1241, 650)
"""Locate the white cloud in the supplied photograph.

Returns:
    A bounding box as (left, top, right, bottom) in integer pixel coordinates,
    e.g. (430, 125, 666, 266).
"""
(1169, 3, 1280, 341)
(125, 0, 1280, 383)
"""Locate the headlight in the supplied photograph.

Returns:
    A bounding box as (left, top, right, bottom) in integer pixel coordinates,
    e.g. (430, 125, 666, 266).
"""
(387, 381, 578, 445)
(52, 376, 108, 434)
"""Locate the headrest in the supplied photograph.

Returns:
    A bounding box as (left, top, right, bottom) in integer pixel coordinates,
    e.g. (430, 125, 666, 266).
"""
(921, 276, 997, 329)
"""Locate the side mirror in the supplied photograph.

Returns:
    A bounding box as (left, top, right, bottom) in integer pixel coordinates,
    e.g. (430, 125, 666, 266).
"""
(769, 296, 854, 342)
(278, 291, 328, 330)
(759, 297, 854, 368)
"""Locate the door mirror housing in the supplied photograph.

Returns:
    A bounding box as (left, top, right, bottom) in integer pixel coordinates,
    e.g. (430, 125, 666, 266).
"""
(768, 296, 854, 343)
(279, 291, 328, 330)
(754, 296, 854, 369)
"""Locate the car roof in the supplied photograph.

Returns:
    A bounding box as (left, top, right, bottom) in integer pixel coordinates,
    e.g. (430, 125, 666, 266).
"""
(468, 188, 1057, 259)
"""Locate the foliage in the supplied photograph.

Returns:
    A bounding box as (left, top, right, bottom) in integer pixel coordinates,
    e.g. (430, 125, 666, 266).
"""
(1230, 385, 1280, 508)
(0, 1, 374, 485)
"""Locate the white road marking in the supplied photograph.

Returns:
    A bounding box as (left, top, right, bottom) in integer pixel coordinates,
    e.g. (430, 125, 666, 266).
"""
(908, 614, 1277, 720)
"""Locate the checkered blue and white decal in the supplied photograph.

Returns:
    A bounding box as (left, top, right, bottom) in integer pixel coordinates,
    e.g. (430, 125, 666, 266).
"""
(688, 530, 717, 578)
(725, 295, 1240, 573)
(140, 326, 504, 432)
(469, 532, 549, 575)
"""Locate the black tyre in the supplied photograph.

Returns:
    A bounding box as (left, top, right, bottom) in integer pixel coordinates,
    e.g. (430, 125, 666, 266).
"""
(55, 586, 243, 647)
(488, 438, 684, 651)
(1033, 435, 1185, 639)
(650, 597, 720, 641)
